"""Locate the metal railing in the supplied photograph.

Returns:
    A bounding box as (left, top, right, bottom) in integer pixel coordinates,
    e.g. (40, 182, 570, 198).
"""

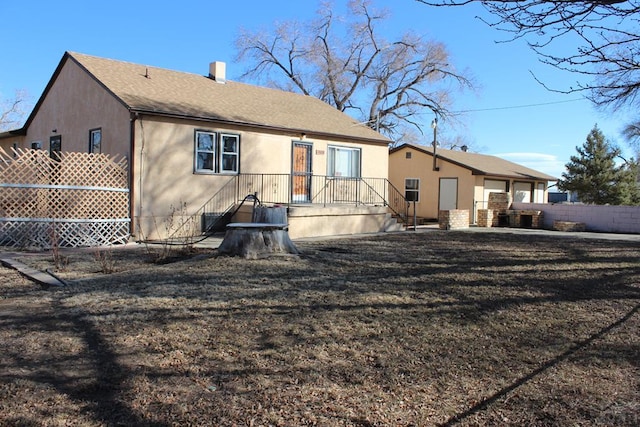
(181, 174, 409, 236)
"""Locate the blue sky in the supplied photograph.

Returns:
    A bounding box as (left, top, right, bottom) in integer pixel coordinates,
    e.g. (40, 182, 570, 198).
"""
(1, 0, 633, 179)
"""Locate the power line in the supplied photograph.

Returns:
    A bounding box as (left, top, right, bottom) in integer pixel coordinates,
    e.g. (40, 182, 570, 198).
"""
(452, 97, 585, 114)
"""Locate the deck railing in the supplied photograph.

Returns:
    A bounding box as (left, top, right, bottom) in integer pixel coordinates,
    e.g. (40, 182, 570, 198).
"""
(179, 173, 409, 236)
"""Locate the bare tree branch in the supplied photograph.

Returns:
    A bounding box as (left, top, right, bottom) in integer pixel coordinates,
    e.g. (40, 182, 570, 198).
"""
(235, 0, 473, 140)
(0, 90, 28, 131)
(416, 1, 640, 113)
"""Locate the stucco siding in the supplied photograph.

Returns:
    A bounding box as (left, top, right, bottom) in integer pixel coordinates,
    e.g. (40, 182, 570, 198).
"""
(23, 60, 131, 156)
(132, 116, 390, 239)
(389, 146, 473, 220)
(390, 146, 552, 224)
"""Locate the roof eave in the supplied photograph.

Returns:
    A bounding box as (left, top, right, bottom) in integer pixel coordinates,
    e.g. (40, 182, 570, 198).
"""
(131, 108, 391, 146)
(393, 143, 556, 181)
(0, 128, 27, 139)
(471, 171, 556, 181)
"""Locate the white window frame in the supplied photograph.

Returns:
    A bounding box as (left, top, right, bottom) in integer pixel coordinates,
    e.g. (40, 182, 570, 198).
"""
(327, 145, 361, 178)
(194, 130, 239, 174)
(220, 133, 239, 173)
(405, 178, 420, 202)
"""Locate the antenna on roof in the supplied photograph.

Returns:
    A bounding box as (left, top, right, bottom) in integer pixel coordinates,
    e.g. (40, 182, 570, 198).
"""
(144, 67, 150, 79)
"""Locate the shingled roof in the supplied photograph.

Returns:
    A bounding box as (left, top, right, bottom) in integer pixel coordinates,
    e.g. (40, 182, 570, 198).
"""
(392, 143, 557, 181)
(47, 52, 388, 144)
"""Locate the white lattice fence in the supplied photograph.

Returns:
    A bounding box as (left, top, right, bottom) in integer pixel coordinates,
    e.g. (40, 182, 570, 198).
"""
(0, 148, 130, 248)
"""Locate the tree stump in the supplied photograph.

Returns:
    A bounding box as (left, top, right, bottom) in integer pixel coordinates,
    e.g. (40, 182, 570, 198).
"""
(217, 223, 300, 259)
(252, 206, 287, 223)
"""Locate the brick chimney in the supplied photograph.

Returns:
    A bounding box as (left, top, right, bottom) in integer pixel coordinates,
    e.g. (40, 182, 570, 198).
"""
(209, 61, 226, 83)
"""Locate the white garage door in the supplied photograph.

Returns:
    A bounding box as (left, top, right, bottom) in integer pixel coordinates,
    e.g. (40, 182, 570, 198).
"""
(513, 181, 533, 203)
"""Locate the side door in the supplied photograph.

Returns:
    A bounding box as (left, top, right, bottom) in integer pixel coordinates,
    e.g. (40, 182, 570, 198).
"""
(439, 177, 458, 211)
(292, 142, 312, 202)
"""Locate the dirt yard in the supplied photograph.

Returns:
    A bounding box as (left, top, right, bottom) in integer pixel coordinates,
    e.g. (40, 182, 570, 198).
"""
(0, 230, 638, 426)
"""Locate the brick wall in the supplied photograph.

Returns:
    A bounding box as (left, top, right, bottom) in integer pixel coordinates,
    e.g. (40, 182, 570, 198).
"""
(552, 221, 586, 232)
(487, 192, 511, 211)
(439, 209, 470, 230)
(508, 210, 544, 228)
(477, 209, 493, 227)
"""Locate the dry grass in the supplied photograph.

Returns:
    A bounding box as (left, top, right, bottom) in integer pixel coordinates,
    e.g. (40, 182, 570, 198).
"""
(0, 230, 639, 426)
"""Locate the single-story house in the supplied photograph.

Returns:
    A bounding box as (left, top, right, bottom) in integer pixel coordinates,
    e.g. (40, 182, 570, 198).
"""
(389, 143, 557, 224)
(1, 51, 404, 241)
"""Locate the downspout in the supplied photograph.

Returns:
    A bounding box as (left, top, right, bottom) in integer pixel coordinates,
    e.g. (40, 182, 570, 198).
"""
(128, 112, 138, 237)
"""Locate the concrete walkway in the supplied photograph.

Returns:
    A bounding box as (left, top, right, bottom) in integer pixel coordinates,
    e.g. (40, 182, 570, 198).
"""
(456, 225, 640, 242)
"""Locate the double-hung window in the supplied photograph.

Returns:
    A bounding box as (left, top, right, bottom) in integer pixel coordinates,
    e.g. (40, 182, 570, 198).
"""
(405, 178, 420, 202)
(327, 145, 361, 177)
(195, 131, 239, 174)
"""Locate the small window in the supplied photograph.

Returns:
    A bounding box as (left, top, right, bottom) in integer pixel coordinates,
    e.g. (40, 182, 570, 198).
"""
(405, 178, 420, 202)
(328, 146, 361, 177)
(89, 128, 102, 153)
(195, 130, 239, 174)
(405, 151, 412, 159)
(31, 141, 42, 150)
(49, 135, 61, 160)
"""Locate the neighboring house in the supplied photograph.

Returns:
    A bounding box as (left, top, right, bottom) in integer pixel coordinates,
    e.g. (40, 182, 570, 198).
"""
(389, 143, 557, 224)
(1, 52, 402, 241)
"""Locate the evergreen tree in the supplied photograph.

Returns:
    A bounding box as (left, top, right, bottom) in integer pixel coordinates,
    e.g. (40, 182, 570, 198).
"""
(558, 125, 640, 206)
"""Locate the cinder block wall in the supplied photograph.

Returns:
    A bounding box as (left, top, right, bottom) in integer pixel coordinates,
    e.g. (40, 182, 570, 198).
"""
(512, 202, 640, 233)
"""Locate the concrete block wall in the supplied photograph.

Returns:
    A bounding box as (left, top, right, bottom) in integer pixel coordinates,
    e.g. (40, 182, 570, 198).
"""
(439, 209, 470, 230)
(512, 202, 640, 234)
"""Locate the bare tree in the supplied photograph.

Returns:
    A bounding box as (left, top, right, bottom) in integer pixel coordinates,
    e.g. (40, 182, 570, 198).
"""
(0, 90, 28, 132)
(235, 0, 473, 140)
(417, 1, 640, 112)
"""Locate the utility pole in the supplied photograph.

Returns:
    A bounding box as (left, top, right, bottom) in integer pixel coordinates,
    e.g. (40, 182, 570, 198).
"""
(431, 117, 439, 171)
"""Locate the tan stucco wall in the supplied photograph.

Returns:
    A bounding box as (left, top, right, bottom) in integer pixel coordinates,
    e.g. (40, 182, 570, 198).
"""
(132, 116, 390, 240)
(0, 135, 24, 151)
(389, 146, 549, 223)
(17, 60, 131, 156)
(389, 146, 474, 220)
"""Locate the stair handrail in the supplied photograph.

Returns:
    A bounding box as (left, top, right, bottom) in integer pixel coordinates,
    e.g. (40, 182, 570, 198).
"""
(359, 178, 409, 224)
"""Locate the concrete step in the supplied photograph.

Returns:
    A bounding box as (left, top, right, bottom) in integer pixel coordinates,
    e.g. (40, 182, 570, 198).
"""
(382, 213, 406, 232)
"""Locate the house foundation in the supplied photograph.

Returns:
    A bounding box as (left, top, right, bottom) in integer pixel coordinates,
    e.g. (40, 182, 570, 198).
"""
(233, 203, 403, 239)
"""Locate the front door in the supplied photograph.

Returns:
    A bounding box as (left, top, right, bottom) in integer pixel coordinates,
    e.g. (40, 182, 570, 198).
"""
(292, 142, 312, 202)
